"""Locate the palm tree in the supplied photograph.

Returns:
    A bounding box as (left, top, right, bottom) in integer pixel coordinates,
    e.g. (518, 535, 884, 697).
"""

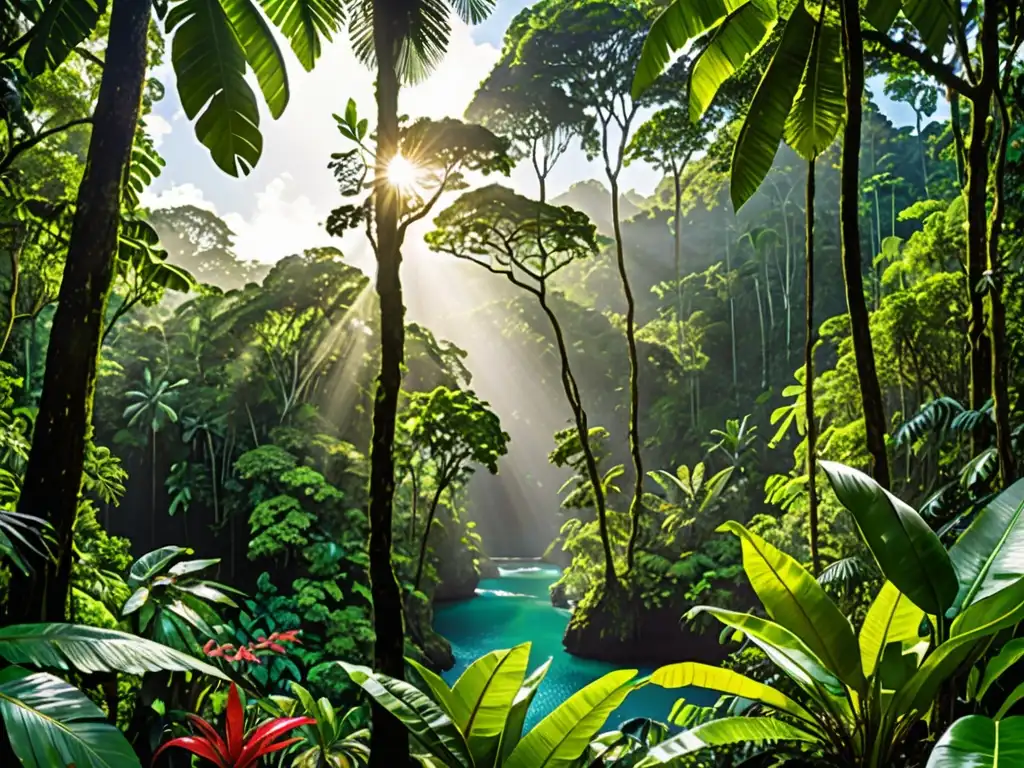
(181, 411, 227, 525)
(123, 368, 188, 547)
(349, 2, 495, 764)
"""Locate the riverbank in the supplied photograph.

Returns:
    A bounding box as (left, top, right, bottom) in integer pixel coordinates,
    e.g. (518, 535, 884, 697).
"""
(433, 560, 717, 728)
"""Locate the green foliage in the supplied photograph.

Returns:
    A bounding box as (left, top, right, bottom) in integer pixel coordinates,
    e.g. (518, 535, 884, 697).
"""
(640, 466, 1024, 766)
(122, 546, 239, 652)
(340, 643, 639, 767)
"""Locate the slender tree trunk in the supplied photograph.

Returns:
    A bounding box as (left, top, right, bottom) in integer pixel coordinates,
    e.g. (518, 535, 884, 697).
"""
(988, 69, 1015, 484)
(805, 160, 820, 575)
(755, 276, 766, 391)
(7, 0, 151, 623)
(207, 432, 219, 525)
(408, 468, 419, 544)
(368, 7, 409, 765)
(950, 88, 966, 189)
(916, 111, 930, 197)
(151, 426, 157, 548)
(673, 172, 686, 383)
(0, 241, 20, 357)
(783, 206, 793, 361)
(413, 483, 446, 591)
(725, 230, 737, 397)
(539, 295, 618, 589)
(966, 88, 992, 451)
(608, 175, 644, 576)
(839, 0, 891, 489)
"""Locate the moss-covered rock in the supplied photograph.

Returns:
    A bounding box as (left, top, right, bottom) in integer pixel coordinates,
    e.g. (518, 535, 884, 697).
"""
(561, 578, 754, 666)
(430, 510, 482, 602)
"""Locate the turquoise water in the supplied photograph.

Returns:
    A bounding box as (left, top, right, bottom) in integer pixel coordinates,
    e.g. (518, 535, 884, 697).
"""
(433, 562, 717, 730)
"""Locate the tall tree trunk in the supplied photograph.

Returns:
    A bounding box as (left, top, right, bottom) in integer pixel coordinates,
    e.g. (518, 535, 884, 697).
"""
(540, 295, 619, 589)
(916, 111, 930, 198)
(609, 175, 644, 576)
(0, 239, 20, 358)
(755, 277, 766, 391)
(987, 46, 1014, 484)
(413, 483, 446, 591)
(725, 230, 737, 397)
(966, 89, 992, 453)
(368, 7, 410, 765)
(7, 0, 151, 623)
(949, 88, 966, 189)
(805, 159, 820, 575)
(207, 432, 219, 525)
(673, 172, 686, 385)
(783, 206, 793, 361)
(839, 0, 891, 489)
(151, 426, 157, 548)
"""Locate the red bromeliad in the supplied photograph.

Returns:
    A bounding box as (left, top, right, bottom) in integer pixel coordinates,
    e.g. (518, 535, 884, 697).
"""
(154, 683, 314, 768)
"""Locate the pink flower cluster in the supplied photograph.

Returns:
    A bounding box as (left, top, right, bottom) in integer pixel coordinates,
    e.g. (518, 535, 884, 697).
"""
(203, 630, 302, 665)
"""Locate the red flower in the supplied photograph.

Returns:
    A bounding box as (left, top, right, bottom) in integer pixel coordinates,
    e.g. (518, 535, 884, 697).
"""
(270, 630, 301, 645)
(154, 683, 314, 768)
(228, 645, 260, 665)
(203, 641, 236, 659)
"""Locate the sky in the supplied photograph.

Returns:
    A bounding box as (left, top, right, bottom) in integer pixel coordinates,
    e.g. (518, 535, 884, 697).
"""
(142, 1, 928, 265)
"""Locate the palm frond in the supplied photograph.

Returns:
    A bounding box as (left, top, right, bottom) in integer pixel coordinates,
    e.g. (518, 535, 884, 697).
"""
(894, 396, 965, 448)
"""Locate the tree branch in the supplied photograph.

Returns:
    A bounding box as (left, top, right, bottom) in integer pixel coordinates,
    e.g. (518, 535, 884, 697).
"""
(74, 46, 105, 69)
(0, 118, 93, 176)
(863, 30, 977, 98)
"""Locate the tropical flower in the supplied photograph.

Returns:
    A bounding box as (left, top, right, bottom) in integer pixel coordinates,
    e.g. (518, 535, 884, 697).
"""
(154, 682, 314, 768)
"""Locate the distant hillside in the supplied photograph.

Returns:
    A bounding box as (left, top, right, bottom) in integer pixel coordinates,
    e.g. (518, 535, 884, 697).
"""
(551, 179, 644, 234)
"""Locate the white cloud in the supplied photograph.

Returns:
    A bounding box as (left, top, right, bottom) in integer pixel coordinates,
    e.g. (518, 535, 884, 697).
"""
(144, 113, 173, 148)
(142, 175, 335, 264)
(141, 182, 214, 211)
(223, 174, 332, 263)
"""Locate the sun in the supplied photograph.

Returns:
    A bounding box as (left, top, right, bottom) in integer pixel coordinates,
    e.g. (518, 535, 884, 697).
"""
(387, 154, 424, 194)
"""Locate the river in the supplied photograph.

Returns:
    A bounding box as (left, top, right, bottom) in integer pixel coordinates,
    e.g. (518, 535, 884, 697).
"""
(433, 560, 717, 729)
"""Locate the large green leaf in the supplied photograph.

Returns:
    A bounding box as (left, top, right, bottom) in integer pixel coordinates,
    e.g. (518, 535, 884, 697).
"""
(0, 623, 227, 678)
(339, 662, 473, 768)
(720, 521, 863, 690)
(979, 638, 1024, 701)
(0, 667, 141, 768)
(165, 0, 264, 176)
(893, 576, 1024, 718)
(948, 479, 1024, 615)
(650, 661, 815, 725)
(407, 657, 465, 723)
(636, 717, 819, 766)
(498, 659, 551, 765)
(24, 0, 107, 76)
(259, 0, 346, 70)
(926, 715, 1024, 768)
(864, 0, 902, 33)
(688, 1, 776, 122)
(505, 668, 637, 768)
(632, 0, 751, 99)
(821, 461, 958, 616)
(858, 581, 926, 679)
(730, 2, 815, 210)
(451, 644, 531, 766)
(128, 545, 190, 586)
(783, 14, 843, 160)
(691, 606, 843, 695)
(220, 0, 290, 117)
(903, 0, 954, 58)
